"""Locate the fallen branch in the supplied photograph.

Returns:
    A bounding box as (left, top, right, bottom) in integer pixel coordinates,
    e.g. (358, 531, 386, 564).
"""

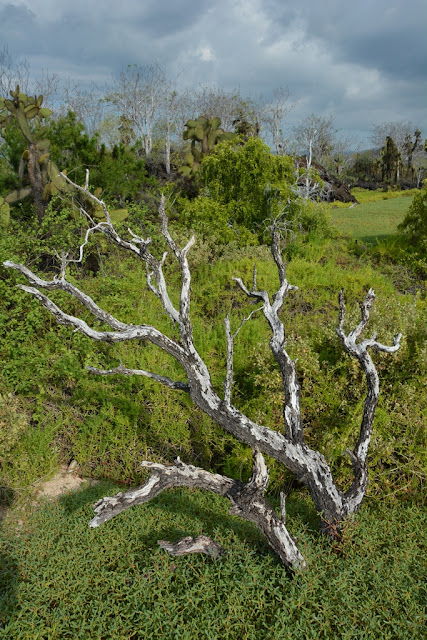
(158, 536, 225, 558)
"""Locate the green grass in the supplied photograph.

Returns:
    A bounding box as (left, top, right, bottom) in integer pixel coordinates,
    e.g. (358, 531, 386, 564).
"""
(1, 230, 425, 499)
(350, 188, 418, 204)
(0, 485, 425, 639)
(0, 203, 426, 638)
(331, 196, 413, 244)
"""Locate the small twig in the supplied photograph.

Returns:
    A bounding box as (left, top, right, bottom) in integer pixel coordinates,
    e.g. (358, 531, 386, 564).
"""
(158, 535, 225, 558)
(223, 306, 262, 405)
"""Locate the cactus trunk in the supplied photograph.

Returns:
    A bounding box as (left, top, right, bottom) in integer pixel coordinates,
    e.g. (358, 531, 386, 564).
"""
(27, 144, 46, 224)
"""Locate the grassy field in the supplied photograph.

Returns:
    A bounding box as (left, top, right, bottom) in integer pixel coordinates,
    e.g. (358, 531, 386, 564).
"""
(330, 192, 414, 244)
(0, 486, 425, 639)
(0, 189, 425, 639)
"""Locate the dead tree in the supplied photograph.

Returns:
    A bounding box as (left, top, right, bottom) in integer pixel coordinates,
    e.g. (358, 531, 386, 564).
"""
(3, 180, 401, 571)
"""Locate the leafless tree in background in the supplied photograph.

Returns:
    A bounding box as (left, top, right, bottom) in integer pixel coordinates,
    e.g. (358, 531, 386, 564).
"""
(0, 46, 60, 112)
(105, 63, 167, 157)
(261, 86, 296, 155)
(190, 85, 259, 132)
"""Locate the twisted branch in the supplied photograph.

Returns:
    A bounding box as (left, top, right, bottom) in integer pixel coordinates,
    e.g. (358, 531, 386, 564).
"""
(337, 289, 402, 512)
(233, 229, 301, 443)
(90, 453, 305, 571)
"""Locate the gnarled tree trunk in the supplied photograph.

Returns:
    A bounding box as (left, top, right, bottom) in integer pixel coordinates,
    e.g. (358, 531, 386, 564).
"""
(3, 183, 401, 571)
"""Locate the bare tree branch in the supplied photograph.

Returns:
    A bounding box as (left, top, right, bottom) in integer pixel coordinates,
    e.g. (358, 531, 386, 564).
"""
(337, 289, 402, 512)
(158, 195, 195, 343)
(87, 364, 189, 392)
(8, 282, 185, 366)
(90, 456, 305, 571)
(58, 175, 183, 327)
(247, 447, 270, 492)
(158, 535, 225, 558)
(3, 261, 128, 331)
(233, 232, 302, 443)
(224, 307, 262, 406)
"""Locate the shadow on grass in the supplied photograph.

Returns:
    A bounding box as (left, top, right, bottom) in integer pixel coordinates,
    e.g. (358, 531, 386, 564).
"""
(0, 550, 18, 632)
(0, 487, 18, 633)
(0, 485, 14, 524)
(57, 479, 320, 564)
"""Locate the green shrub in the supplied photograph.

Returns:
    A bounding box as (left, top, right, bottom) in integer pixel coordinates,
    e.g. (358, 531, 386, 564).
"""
(398, 183, 427, 250)
(178, 137, 305, 244)
(177, 195, 259, 245)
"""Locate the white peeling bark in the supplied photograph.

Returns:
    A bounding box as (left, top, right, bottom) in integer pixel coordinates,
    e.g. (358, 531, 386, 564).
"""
(337, 289, 401, 514)
(3, 184, 401, 568)
(87, 364, 190, 392)
(158, 535, 225, 558)
(233, 230, 303, 443)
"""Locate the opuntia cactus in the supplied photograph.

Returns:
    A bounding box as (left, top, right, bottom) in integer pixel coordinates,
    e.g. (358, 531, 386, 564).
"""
(179, 115, 235, 176)
(0, 84, 65, 223)
(0, 84, 52, 144)
(0, 196, 10, 228)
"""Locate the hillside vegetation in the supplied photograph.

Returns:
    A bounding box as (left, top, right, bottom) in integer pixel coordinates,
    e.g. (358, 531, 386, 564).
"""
(0, 132, 426, 635)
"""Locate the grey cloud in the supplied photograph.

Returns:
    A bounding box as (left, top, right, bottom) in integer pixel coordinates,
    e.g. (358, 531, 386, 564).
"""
(0, 3, 36, 42)
(263, 0, 427, 82)
(0, 0, 425, 145)
(130, 0, 213, 38)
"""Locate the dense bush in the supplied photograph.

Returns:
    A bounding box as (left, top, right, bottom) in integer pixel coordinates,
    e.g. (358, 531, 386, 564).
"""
(47, 112, 159, 205)
(176, 137, 325, 244)
(398, 183, 427, 250)
(0, 111, 159, 233)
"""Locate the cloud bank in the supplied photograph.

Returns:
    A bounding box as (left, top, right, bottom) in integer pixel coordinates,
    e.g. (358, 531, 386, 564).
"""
(0, 0, 425, 145)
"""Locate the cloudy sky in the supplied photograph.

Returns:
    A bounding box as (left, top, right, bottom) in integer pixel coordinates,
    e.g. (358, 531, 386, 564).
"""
(0, 0, 425, 146)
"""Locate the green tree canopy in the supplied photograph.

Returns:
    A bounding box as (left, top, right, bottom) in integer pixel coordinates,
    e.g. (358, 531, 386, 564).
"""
(398, 182, 427, 250)
(178, 137, 300, 244)
(201, 137, 296, 224)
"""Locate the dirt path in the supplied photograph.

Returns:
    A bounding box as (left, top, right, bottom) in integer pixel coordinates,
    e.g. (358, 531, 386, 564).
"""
(34, 462, 98, 499)
(1, 461, 99, 523)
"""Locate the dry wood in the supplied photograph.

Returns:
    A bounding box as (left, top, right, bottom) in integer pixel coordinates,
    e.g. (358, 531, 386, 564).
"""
(158, 536, 225, 558)
(3, 183, 402, 570)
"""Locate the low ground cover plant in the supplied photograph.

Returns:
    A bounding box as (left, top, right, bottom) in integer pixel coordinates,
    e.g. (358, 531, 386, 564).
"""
(0, 489, 425, 639)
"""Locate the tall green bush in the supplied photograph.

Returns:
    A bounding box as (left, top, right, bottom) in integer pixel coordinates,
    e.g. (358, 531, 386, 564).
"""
(398, 183, 427, 250)
(201, 137, 297, 227)
(178, 137, 305, 243)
